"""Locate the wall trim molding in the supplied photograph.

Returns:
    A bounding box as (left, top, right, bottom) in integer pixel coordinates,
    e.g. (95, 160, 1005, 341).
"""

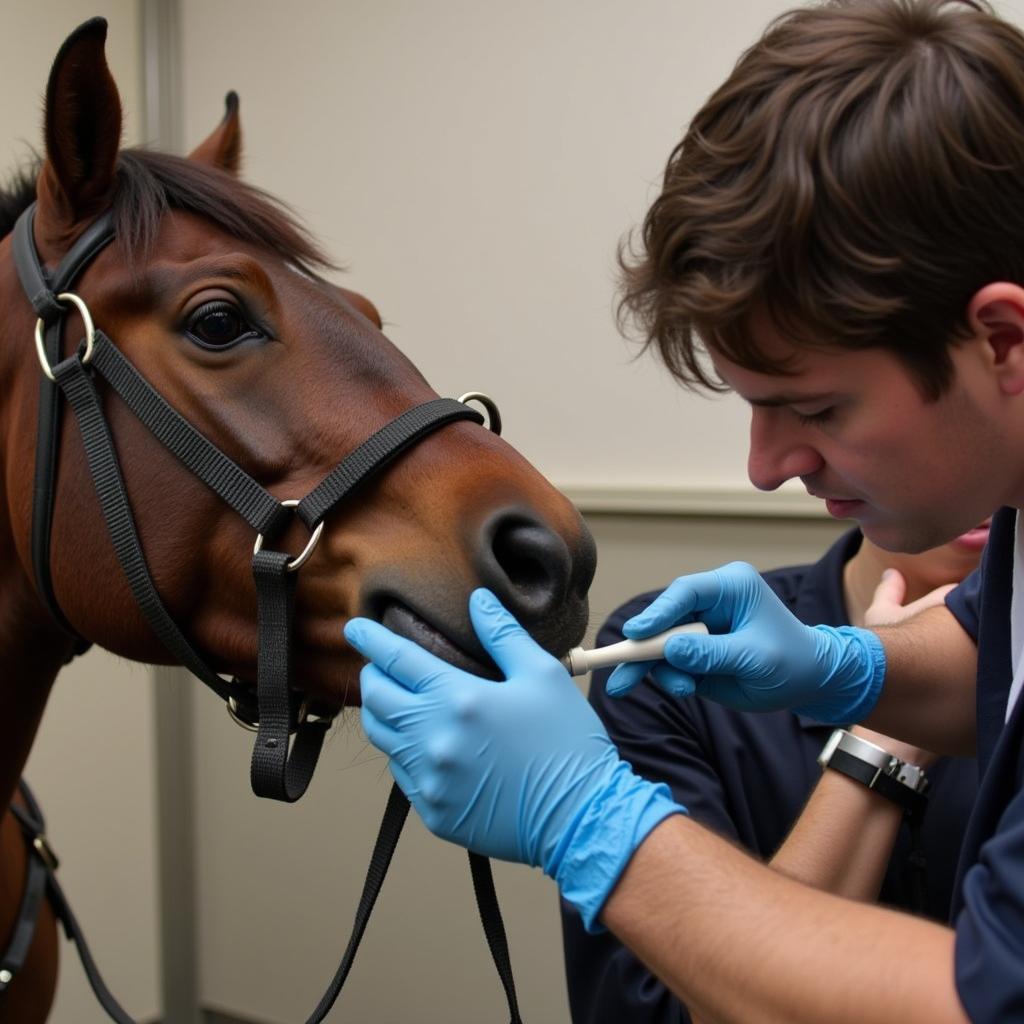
(559, 483, 830, 518)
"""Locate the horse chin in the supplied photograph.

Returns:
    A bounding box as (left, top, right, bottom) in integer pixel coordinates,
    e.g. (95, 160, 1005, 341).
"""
(380, 602, 502, 681)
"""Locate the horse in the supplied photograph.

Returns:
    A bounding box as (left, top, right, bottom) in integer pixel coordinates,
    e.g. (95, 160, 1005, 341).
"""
(0, 18, 595, 1022)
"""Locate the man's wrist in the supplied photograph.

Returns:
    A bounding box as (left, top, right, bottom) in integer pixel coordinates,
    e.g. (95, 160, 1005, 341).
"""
(553, 763, 687, 933)
(818, 728, 929, 820)
(794, 625, 886, 724)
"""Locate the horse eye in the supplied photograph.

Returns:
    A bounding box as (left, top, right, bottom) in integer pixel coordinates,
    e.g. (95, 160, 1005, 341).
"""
(185, 301, 261, 349)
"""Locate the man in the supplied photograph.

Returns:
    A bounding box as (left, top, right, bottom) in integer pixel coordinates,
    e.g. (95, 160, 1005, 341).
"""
(561, 527, 983, 1023)
(345, 2, 1024, 1019)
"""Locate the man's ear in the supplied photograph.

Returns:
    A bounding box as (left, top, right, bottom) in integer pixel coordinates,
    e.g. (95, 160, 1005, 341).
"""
(968, 283, 1024, 395)
(36, 17, 122, 243)
(188, 92, 242, 174)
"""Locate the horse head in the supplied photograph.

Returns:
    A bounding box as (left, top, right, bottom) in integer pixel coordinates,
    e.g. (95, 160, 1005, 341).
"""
(0, 18, 596, 716)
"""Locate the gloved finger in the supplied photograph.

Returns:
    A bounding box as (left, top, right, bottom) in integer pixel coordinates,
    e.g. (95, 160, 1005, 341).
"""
(469, 588, 555, 677)
(621, 569, 725, 638)
(606, 660, 654, 697)
(358, 663, 421, 725)
(650, 662, 697, 698)
(360, 701, 403, 759)
(345, 617, 459, 693)
(663, 632, 752, 678)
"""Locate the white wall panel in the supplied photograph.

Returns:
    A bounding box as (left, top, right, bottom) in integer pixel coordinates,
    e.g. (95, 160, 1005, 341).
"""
(177, 0, 807, 497)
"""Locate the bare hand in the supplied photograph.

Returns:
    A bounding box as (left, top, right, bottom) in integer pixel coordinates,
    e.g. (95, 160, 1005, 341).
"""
(864, 569, 956, 628)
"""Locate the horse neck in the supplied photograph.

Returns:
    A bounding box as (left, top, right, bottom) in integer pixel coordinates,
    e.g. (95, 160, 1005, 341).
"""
(0, 236, 69, 811)
(0, 511, 66, 814)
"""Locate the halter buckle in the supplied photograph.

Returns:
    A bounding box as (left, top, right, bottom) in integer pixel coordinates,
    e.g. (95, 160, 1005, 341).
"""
(32, 834, 59, 873)
(253, 498, 325, 572)
(34, 292, 97, 382)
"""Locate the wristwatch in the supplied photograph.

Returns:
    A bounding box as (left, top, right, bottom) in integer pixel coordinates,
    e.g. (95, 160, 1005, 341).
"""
(817, 728, 929, 821)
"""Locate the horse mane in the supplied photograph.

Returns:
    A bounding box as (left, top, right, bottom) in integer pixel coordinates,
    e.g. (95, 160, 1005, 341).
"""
(0, 149, 334, 274)
(0, 161, 38, 241)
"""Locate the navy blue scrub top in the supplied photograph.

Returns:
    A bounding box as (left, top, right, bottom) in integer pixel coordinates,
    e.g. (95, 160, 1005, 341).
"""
(561, 529, 979, 1024)
(945, 506, 1024, 1022)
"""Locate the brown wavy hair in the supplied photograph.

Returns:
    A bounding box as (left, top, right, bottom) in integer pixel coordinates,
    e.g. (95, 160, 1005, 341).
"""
(619, 0, 1024, 399)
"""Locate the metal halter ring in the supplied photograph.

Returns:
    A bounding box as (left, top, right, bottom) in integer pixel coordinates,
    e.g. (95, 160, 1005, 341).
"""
(458, 391, 502, 435)
(253, 499, 325, 572)
(226, 695, 260, 732)
(35, 292, 96, 382)
(226, 693, 334, 734)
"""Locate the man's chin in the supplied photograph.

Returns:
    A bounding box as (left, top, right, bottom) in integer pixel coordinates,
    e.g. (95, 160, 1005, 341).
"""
(859, 517, 957, 556)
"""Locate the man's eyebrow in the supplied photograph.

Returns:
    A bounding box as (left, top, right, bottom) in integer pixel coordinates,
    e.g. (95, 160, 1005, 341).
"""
(746, 391, 838, 408)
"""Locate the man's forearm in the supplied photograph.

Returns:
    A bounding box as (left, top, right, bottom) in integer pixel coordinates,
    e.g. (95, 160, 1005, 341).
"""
(864, 606, 977, 756)
(602, 816, 968, 1024)
(769, 767, 905, 900)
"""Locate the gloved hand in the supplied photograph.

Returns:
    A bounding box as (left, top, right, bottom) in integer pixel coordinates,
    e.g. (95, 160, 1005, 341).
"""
(607, 561, 885, 724)
(344, 589, 684, 930)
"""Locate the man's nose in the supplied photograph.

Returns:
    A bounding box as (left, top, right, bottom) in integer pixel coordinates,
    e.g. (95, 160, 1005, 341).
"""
(747, 409, 824, 491)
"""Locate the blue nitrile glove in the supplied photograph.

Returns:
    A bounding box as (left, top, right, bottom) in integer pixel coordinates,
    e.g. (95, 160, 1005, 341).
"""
(606, 561, 885, 724)
(344, 589, 685, 931)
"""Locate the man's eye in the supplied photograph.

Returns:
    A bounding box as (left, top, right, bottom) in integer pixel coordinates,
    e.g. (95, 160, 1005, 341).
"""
(185, 301, 262, 349)
(794, 407, 835, 426)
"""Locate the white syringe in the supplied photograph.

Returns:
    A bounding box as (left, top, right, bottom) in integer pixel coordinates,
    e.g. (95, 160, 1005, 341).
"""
(560, 621, 709, 677)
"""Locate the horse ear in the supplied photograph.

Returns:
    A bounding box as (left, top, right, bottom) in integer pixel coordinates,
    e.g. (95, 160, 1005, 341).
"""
(189, 92, 243, 174)
(339, 287, 384, 329)
(37, 17, 122, 234)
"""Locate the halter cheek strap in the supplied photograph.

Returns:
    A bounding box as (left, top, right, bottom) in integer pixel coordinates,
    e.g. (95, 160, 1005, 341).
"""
(13, 206, 116, 654)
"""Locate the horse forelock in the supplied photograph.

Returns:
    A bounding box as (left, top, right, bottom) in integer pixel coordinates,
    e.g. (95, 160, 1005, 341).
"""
(0, 148, 336, 277)
(113, 150, 336, 275)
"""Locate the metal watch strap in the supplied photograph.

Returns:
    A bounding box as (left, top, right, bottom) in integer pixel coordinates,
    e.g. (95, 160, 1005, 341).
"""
(819, 729, 929, 822)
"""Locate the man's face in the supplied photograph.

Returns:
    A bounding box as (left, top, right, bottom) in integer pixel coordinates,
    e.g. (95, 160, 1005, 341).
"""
(710, 310, 1019, 553)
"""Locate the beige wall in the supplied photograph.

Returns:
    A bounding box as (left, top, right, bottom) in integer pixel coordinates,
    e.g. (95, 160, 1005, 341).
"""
(1, 5, 163, 1023)
(176, 0, 803, 500)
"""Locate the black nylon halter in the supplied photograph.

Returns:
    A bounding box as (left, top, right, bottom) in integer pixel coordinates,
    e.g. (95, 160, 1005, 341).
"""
(8, 202, 524, 1023)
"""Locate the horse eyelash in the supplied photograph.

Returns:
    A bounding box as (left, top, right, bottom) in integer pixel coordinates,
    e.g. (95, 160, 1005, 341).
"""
(184, 299, 269, 345)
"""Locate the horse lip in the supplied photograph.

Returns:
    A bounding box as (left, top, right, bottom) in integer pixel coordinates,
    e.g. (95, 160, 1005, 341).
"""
(379, 601, 501, 680)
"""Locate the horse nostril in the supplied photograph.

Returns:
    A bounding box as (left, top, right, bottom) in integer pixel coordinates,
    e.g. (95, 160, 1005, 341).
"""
(479, 513, 572, 620)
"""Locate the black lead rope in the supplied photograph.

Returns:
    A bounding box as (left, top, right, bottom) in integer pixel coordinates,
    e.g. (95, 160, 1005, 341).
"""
(6, 780, 521, 1024)
(8, 201, 525, 1023)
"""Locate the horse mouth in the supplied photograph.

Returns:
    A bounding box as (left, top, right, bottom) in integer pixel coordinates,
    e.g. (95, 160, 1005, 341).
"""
(379, 602, 501, 680)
